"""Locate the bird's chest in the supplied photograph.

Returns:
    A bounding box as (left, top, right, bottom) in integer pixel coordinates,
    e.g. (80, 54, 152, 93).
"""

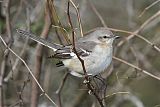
(82, 45, 112, 75)
(87, 45, 112, 66)
(91, 45, 112, 58)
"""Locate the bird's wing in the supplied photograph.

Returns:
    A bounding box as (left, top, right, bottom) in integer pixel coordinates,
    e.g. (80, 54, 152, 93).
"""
(17, 29, 97, 59)
(75, 41, 97, 56)
(16, 29, 62, 51)
(53, 41, 97, 59)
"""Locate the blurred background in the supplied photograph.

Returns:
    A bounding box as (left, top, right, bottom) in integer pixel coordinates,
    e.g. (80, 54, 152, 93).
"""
(0, 0, 160, 107)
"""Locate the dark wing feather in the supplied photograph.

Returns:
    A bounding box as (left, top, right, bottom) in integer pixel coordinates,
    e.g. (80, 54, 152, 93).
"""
(53, 45, 74, 59)
(16, 29, 97, 59)
(53, 41, 97, 59)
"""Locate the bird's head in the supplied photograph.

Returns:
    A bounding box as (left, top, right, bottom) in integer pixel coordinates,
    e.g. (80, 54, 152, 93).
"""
(84, 27, 120, 45)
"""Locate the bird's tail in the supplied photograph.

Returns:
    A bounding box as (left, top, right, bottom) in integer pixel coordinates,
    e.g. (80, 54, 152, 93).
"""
(16, 29, 62, 51)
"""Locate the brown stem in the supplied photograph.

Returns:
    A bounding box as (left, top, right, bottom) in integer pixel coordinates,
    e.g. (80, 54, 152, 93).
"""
(67, 1, 104, 107)
(56, 72, 69, 107)
(0, 0, 13, 106)
(30, 4, 51, 107)
(117, 10, 160, 47)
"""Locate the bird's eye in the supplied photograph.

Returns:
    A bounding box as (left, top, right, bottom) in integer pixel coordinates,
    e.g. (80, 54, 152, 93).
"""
(103, 36, 109, 38)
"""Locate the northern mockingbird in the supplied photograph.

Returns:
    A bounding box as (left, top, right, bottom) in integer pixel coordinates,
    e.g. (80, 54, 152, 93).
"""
(16, 28, 119, 77)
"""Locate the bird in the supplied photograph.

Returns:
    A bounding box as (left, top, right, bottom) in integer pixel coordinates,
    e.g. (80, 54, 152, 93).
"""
(16, 27, 119, 77)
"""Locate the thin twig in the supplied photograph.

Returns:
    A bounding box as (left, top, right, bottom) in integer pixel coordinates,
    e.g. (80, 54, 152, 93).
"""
(47, 0, 71, 44)
(89, 2, 160, 59)
(104, 91, 130, 99)
(138, 0, 160, 18)
(90, 2, 160, 49)
(16, 75, 30, 107)
(67, 0, 87, 77)
(113, 56, 160, 81)
(106, 27, 160, 53)
(68, 1, 104, 107)
(89, 0, 160, 80)
(56, 72, 69, 107)
(4, 8, 30, 82)
(30, 2, 51, 107)
(11, 0, 24, 24)
(69, 0, 84, 37)
(52, 25, 70, 40)
(88, 0, 107, 28)
(0, 35, 58, 107)
(9, 100, 22, 107)
(111, 93, 144, 107)
(5, 0, 13, 42)
(118, 10, 160, 46)
(88, 2, 160, 82)
(0, 0, 13, 106)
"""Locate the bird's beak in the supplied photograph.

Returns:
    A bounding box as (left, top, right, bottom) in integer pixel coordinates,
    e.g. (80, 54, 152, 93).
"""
(114, 35, 120, 39)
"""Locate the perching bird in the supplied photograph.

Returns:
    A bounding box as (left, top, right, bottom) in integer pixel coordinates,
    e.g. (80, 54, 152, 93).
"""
(16, 27, 119, 77)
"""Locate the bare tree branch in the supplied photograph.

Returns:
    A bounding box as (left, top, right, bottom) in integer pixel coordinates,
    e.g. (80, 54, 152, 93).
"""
(118, 10, 160, 46)
(30, 2, 51, 107)
(138, 0, 160, 18)
(0, 0, 13, 106)
(68, 1, 104, 106)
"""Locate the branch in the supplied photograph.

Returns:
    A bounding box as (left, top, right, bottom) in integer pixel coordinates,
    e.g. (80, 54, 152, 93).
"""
(0, 0, 13, 106)
(88, 0, 107, 28)
(47, 0, 71, 44)
(30, 2, 51, 107)
(89, 2, 160, 81)
(56, 72, 69, 107)
(106, 27, 160, 53)
(118, 10, 160, 46)
(4, 8, 31, 82)
(113, 56, 160, 81)
(69, 0, 84, 37)
(0, 35, 58, 107)
(68, 1, 104, 107)
(138, 0, 160, 18)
